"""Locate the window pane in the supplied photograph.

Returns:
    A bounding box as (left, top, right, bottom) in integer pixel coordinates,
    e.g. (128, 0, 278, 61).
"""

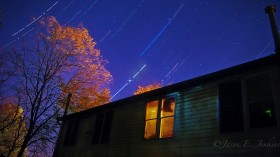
(100, 111, 114, 143)
(63, 119, 80, 146)
(92, 113, 104, 144)
(146, 100, 158, 120)
(250, 100, 277, 128)
(161, 97, 175, 117)
(219, 80, 244, 133)
(160, 117, 174, 138)
(69, 119, 80, 145)
(63, 121, 74, 145)
(144, 119, 157, 139)
(246, 74, 276, 128)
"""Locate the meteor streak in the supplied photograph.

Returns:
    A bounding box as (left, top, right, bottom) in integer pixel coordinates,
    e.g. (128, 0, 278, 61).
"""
(83, 0, 99, 16)
(170, 3, 184, 20)
(256, 40, 273, 59)
(164, 63, 179, 78)
(20, 28, 34, 37)
(111, 64, 147, 100)
(99, 30, 112, 43)
(139, 2, 184, 56)
(12, 1, 59, 37)
(111, 83, 129, 100)
(139, 21, 171, 56)
(111, 0, 145, 39)
(133, 64, 146, 78)
(67, 10, 82, 24)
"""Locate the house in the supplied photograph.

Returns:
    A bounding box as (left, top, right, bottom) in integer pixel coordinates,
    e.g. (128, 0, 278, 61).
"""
(53, 53, 280, 157)
(53, 5, 280, 157)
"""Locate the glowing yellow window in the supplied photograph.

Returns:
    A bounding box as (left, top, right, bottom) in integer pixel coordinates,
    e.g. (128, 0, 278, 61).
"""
(144, 97, 176, 139)
(160, 97, 175, 138)
(144, 100, 158, 139)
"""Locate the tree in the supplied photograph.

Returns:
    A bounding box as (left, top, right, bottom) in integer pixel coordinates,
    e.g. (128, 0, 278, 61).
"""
(5, 16, 112, 156)
(43, 17, 112, 112)
(134, 83, 161, 95)
(0, 51, 15, 102)
(11, 33, 67, 157)
(0, 48, 23, 157)
(0, 103, 27, 157)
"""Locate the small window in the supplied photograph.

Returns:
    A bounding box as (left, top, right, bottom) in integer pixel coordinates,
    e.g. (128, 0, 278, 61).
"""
(160, 97, 175, 138)
(219, 73, 277, 133)
(246, 74, 276, 128)
(219, 80, 244, 133)
(144, 100, 158, 139)
(63, 119, 80, 146)
(144, 97, 175, 139)
(92, 111, 114, 144)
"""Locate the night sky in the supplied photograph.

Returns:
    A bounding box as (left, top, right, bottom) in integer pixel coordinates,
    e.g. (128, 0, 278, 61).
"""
(1, 0, 280, 101)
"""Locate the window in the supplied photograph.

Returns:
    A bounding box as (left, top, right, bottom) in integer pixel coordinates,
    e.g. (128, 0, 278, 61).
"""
(246, 74, 276, 128)
(219, 80, 244, 133)
(219, 73, 277, 133)
(63, 118, 80, 146)
(92, 111, 114, 144)
(144, 97, 175, 139)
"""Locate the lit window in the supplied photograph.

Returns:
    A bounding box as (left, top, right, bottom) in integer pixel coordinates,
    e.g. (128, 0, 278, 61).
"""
(63, 118, 80, 146)
(160, 98, 175, 138)
(144, 100, 158, 139)
(92, 111, 114, 144)
(144, 97, 175, 139)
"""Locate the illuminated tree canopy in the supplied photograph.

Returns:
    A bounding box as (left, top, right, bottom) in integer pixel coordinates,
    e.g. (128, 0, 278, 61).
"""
(134, 83, 161, 95)
(41, 17, 112, 112)
(0, 16, 112, 156)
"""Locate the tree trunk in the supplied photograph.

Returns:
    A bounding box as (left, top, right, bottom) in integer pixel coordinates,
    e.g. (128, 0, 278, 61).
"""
(17, 124, 33, 157)
(17, 137, 28, 157)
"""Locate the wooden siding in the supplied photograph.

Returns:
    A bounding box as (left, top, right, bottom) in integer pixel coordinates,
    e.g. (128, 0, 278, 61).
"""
(56, 66, 280, 157)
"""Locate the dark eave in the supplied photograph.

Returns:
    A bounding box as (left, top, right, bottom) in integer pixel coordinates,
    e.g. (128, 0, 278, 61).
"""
(58, 54, 280, 121)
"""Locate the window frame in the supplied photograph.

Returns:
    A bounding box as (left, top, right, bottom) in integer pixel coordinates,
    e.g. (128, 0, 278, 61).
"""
(144, 96, 176, 140)
(92, 110, 114, 144)
(218, 72, 278, 134)
(243, 73, 277, 130)
(218, 79, 244, 133)
(63, 118, 80, 146)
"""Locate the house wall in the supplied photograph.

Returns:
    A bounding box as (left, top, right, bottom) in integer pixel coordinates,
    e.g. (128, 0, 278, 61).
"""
(56, 65, 280, 157)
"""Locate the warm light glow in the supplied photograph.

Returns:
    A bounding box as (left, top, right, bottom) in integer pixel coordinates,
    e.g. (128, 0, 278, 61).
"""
(144, 100, 158, 139)
(160, 117, 174, 138)
(161, 97, 175, 117)
(144, 97, 175, 139)
(145, 100, 158, 120)
(160, 97, 175, 138)
(144, 120, 157, 139)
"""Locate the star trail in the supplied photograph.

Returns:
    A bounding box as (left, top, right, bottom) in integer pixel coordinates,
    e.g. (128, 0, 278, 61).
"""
(139, 2, 184, 56)
(1, 0, 280, 101)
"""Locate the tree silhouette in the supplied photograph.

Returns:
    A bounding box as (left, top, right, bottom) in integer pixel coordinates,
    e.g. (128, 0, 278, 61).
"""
(3, 16, 112, 156)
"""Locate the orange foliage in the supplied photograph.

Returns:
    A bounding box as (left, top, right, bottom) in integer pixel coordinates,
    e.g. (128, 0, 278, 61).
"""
(40, 17, 112, 112)
(134, 83, 161, 95)
(0, 104, 27, 156)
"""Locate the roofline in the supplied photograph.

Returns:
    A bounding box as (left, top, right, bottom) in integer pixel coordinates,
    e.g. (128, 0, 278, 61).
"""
(58, 54, 280, 121)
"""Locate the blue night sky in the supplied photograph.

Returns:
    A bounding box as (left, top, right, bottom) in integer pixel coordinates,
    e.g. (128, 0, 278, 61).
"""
(1, 0, 280, 101)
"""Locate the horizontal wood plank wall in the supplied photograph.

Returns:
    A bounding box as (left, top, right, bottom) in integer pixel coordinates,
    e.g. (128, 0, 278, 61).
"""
(57, 66, 280, 157)
(204, 66, 280, 157)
